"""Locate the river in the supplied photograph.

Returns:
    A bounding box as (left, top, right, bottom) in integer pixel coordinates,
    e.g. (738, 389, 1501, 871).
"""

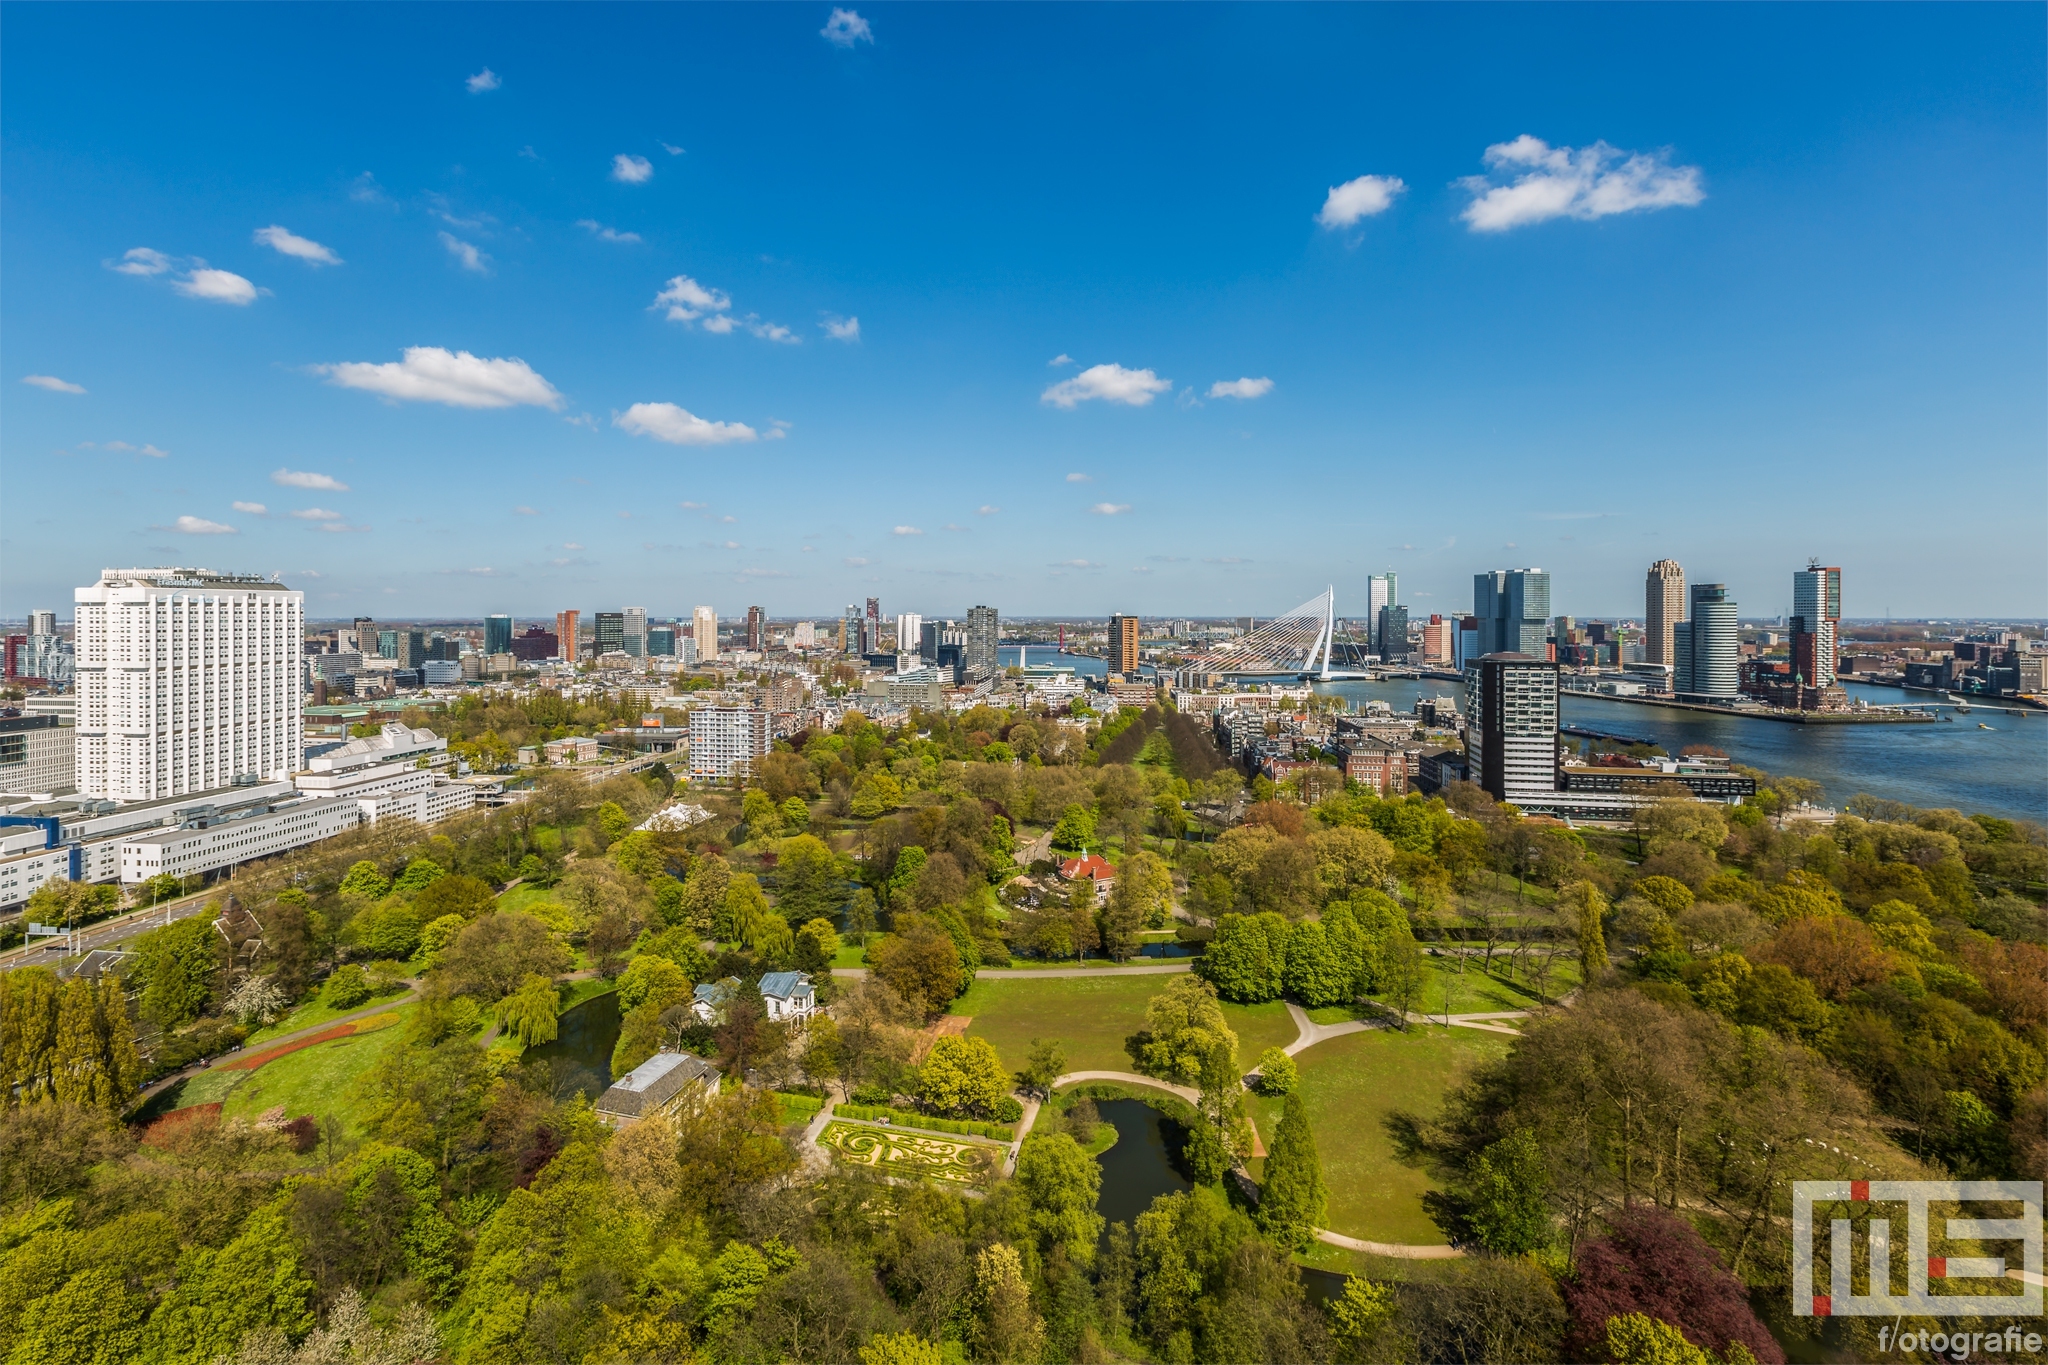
(1312, 678, 2047, 823)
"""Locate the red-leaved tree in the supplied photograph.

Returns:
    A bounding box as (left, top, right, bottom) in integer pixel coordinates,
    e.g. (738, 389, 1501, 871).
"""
(1562, 1207, 1784, 1364)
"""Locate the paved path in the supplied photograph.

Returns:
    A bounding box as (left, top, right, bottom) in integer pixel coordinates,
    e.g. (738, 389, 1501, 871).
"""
(129, 982, 421, 1110)
(836, 962, 1192, 981)
(1314, 1228, 1463, 1260)
(1281, 1002, 1383, 1056)
(1053, 1070, 1201, 1103)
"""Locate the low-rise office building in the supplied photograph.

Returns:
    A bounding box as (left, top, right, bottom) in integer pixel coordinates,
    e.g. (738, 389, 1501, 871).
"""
(0, 714, 75, 798)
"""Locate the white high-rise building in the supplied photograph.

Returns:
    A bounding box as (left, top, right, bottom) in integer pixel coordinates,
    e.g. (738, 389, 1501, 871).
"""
(1364, 573, 1397, 624)
(692, 606, 718, 663)
(895, 613, 923, 656)
(1674, 584, 1740, 698)
(689, 707, 769, 779)
(623, 606, 648, 659)
(74, 567, 304, 802)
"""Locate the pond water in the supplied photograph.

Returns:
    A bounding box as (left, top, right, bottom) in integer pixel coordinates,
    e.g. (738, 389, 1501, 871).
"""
(1092, 1098, 1192, 1233)
(521, 991, 622, 1103)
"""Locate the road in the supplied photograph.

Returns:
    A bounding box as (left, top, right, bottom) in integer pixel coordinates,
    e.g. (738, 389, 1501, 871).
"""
(0, 888, 220, 974)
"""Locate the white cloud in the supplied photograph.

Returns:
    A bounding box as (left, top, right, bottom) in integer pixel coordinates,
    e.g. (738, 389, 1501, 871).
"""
(654, 274, 732, 325)
(175, 268, 260, 304)
(1048, 353, 1073, 367)
(679, 501, 707, 509)
(272, 468, 351, 490)
(1090, 503, 1132, 516)
(944, 523, 965, 532)
(745, 317, 798, 344)
(466, 67, 501, 93)
(1065, 472, 1092, 483)
(845, 556, 870, 567)
(614, 401, 758, 446)
(138, 444, 168, 457)
(977, 505, 1000, 515)
(611, 154, 654, 184)
(660, 142, 685, 156)
(1041, 362, 1170, 409)
(891, 526, 923, 536)
(21, 375, 85, 394)
(171, 515, 236, 535)
(253, 225, 342, 265)
(1055, 559, 1098, 569)
(315, 347, 564, 409)
(232, 501, 269, 515)
(564, 542, 585, 551)
(575, 219, 642, 244)
(349, 173, 389, 204)
(821, 8, 873, 47)
(1459, 135, 1704, 232)
(1317, 174, 1406, 228)
(290, 507, 343, 521)
(514, 505, 538, 515)
(1208, 376, 1274, 400)
(821, 314, 861, 341)
(112, 247, 172, 276)
(439, 232, 490, 273)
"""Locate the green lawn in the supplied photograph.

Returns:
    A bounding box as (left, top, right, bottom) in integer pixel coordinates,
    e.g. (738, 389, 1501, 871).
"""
(243, 984, 413, 1045)
(496, 885, 566, 916)
(1400, 954, 1578, 1017)
(219, 1022, 410, 1140)
(955, 974, 1173, 1076)
(1248, 1026, 1510, 1245)
(832, 941, 870, 969)
(1221, 1000, 1301, 1062)
(559, 977, 617, 1010)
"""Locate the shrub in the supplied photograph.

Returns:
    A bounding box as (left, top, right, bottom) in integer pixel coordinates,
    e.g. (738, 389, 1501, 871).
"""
(991, 1096, 1024, 1124)
(323, 964, 370, 1010)
(851, 1082, 891, 1106)
(1256, 1047, 1298, 1095)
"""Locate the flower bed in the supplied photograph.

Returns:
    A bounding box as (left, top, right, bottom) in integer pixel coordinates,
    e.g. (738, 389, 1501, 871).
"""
(219, 1022, 359, 1071)
(834, 1104, 1012, 1142)
(817, 1120, 1002, 1184)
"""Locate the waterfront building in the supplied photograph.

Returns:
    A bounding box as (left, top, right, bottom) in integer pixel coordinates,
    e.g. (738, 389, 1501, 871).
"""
(1674, 584, 1740, 698)
(1420, 614, 1453, 665)
(555, 609, 580, 661)
(1790, 562, 1841, 687)
(1108, 613, 1140, 675)
(73, 567, 304, 802)
(484, 614, 514, 655)
(1454, 615, 1482, 670)
(966, 605, 1000, 680)
(1471, 570, 1551, 658)
(689, 706, 769, 779)
(1376, 605, 1409, 662)
(693, 606, 718, 662)
(1365, 573, 1397, 625)
(1645, 560, 1685, 666)
(1466, 651, 1559, 805)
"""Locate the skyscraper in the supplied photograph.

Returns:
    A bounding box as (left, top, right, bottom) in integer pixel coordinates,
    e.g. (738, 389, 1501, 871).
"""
(555, 610, 580, 661)
(1376, 605, 1410, 661)
(1468, 650, 1559, 805)
(73, 567, 305, 801)
(842, 604, 863, 655)
(896, 612, 923, 658)
(966, 604, 999, 680)
(1364, 573, 1397, 624)
(1472, 570, 1551, 657)
(647, 625, 677, 656)
(1790, 562, 1842, 687)
(693, 606, 718, 663)
(594, 612, 625, 656)
(1645, 560, 1685, 667)
(623, 607, 648, 658)
(1108, 613, 1140, 675)
(1674, 584, 1739, 697)
(746, 605, 765, 652)
(485, 614, 514, 655)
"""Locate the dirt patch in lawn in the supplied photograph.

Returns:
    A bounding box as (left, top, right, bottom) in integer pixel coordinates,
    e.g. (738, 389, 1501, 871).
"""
(911, 1014, 972, 1063)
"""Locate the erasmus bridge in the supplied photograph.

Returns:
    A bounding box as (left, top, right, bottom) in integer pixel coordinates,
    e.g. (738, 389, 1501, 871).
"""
(1173, 586, 1377, 685)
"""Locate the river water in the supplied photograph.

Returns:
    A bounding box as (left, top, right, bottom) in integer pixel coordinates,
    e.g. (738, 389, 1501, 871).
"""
(1312, 678, 2047, 824)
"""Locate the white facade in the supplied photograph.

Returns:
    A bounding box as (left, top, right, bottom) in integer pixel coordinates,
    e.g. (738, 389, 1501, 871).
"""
(689, 707, 768, 779)
(74, 567, 304, 802)
(0, 717, 75, 797)
(120, 795, 363, 884)
(693, 606, 718, 662)
(624, 607, 648, 658)
(0, 826, 73, 910)
(895, 613, 923, 656)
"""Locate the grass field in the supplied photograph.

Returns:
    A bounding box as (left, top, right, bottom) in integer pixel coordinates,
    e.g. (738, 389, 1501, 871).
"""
(956, 974, 1172, 1075)
(1220, 1000, 1301, 1062)
(496, 885, 566, 917)
(243, 983, 413, 1045)
(1249, 1026, 1510, 1245)
(219, 1022, 410, 1140)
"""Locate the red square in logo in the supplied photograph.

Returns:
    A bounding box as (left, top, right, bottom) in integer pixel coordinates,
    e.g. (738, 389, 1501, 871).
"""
(1929, 1257, 1947, 1279)
(1851, 1180, 1870, 1201)
(1812, 1297, 1831, 1317)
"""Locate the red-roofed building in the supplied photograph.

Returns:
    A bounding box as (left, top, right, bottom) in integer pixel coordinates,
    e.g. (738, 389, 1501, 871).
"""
(1057, 852, 1118, 904)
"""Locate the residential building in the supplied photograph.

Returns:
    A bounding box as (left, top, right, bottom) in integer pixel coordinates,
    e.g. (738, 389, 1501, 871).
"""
(1420, 614, 1454, 665)
(594, 612, 626, 656)
(484, 615, 514, 655)
(791, 621, 816, 648)
(866, 597, 882, 650)
(693, 606, 718, 662)
(1467, 652, 1559, 805)
(759, 970, 818, 1023)
(647, 625, 677, 657)
(1674, 584, 1740, 698)
(1376, 604, 1409, 662)
(689, 706, 769, 779)
(377, 629, 400, 659)
(1645, 560, 1685, 666)
(397, 631, 427, 669)
(842, 604, 863, 655)
(1108, 613, 1141, 675)
(966, 605, 1000, 680)
(745, 605, 765, 652)
(896, 612, 923, 657)
(0, 715, 75, 796)
(1365, 573, 1397, 625)
(623, 607, 648, 658)
(1336, 735, 1408, 796)
(1414, 747, 1468, 795)
(594, 1051, 721, 1128)
(1790, 562, 1842, 687)
(555, 609, 580, 661)
(73, 567, 304, 803)
(1058, 851, 1117, 905)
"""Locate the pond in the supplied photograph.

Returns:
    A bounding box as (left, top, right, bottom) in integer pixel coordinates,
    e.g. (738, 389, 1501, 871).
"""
(1092, 1097, 1192, 1233)
(521, 991, 622, 1103)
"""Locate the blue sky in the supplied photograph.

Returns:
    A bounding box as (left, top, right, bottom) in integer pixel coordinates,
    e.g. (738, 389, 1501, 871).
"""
(4, 3, 2043, 623)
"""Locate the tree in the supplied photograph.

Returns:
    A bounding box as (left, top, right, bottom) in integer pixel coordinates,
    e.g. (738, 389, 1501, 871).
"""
(741, 787, 784, 837)
(1198, 913, 1284, 1002)
(794, 917, 839, 973)
(50, 976, 140, 1110)
(338, 860, 391, 901)
(498, 975, 561, 1047)
(1283, 919, 1351, 1007)
(1327, 1276, 1398, 1365)
(1100, 850, 1172, 960)
(617, 954, 692, 1012)
(225, 974, 291, 1027)
(718, 873, 774, 943)
(860, 1332, 945, 1365)
(1050, 804, 1097, 852)
(1256, 1047, 1297, 1095)
(132, 915, 222, 1029)
(1015, 1131, 1105, 1261)
(970, 1242, 1046, 1365)
(1604, 1313, 1761, 1365)
(438, 911, 570, 1001)
(1309, 825, 1396, 902)
(323, 963, 371, 1009)
(1018, 1037, 1066, 1098)
(1561, 880, 1610, 979)
(1562, 1207, 1784, 1365)
(392, 857, 447, 896)
(870, 916, 965, 1019)
(1131, 974, 1239, 1086)
(1258, 1089, 1327, 1249)
(1633, 875, 1696, 915)
(412, 873, 496, 922)
(1379, 929, 1427, 1026)
(350, 900, 423, 960)
(776, 834, 846, 922)
(845, 888, 879, 945)
(1189, 1032, 1251, 1183)
(1463, 1129, 1553, 1255)
(679, 854, 733, 932)
(918, 1036, 1009, 1116)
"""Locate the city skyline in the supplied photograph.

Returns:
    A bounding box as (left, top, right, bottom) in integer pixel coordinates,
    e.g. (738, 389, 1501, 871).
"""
(5, 6, 2043, 618)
